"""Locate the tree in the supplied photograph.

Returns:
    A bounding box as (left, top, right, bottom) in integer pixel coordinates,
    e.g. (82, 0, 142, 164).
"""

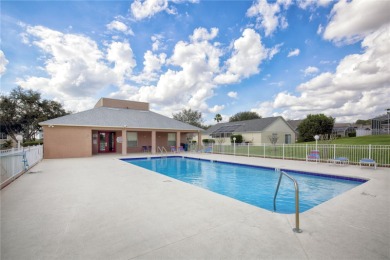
(214, 113, 222, 123)
(172, 108, 205, 129)
(356, 119, 370, 125)
(229, 111, 261, 122)
(0, 86, 69, 142)
(297, 114, 335, 142)
(230, 134, 243, 144)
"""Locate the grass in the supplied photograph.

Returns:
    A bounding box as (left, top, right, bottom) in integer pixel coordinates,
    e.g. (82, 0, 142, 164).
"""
(305, 135, 390, 145)
(213, 135, 390, 166)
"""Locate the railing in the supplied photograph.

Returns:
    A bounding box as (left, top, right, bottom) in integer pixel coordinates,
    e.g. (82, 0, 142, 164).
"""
(157, 146, 168, 155)
(211, 143, 390, 167)
(1, 145, 43, 189)
(273, 169, 302, 233)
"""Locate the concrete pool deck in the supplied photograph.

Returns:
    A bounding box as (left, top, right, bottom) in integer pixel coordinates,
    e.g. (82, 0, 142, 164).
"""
(1, 153, 389, 259)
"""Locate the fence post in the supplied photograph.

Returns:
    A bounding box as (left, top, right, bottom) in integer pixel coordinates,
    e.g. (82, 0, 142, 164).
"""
(333, 144, 336, 159)
(263, 144, 265, 158)
(369, 144, 372, 159)
(247, 143, 250, 157)
(283, 143, 285, 160)
(305, 144, 308, 162)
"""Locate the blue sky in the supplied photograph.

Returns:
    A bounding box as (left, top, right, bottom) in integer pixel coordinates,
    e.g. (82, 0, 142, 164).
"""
(1, 0, 389, 125)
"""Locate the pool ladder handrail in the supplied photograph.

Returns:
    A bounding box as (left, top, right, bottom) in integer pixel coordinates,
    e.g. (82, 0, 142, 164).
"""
(157, 146, 168, 155)
(273, 169, 302, 233)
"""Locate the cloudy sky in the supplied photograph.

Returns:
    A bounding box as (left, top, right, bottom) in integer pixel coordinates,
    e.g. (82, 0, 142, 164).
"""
(1, 0, 389, 124)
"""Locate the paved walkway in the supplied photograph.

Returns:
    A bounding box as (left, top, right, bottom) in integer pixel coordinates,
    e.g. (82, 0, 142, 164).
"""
(1, 153, 389, 259)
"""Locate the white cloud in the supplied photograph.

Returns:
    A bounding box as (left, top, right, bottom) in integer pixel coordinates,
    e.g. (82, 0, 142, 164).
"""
(209, 104, 225, 113)
(106, 41, 137, 81)
(190, 27, 218, 42)
(130, 0, 198, 20)
(106, 20, 134, 35)
(287, 48, 300, 57)
(151, 34, 164, 51)
(317, 24, 323, 35)
(302, 66, 319, 76)
(323, 0, 390, 44)
(297, 0, 331, 10)
(16, 25, 134, 111)
(130, 27, 222, 114)
(131, 50, 166, 83)
(247, 0, 331, 37)
(227, 91, 238, 99)
(0, 50, 9, 76)
(214, 28, 268, 84)
(131, 0, 168, 20)
(246, 0, 292, 37)
(252, 24, 390, 122)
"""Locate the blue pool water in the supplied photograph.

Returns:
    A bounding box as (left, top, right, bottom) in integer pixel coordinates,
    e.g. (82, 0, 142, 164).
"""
(122, 156, 366, 213)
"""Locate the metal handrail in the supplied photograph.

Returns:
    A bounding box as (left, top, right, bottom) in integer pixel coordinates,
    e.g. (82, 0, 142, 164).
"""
(157, 146, 168, 154)
(273, 169, 302, 233)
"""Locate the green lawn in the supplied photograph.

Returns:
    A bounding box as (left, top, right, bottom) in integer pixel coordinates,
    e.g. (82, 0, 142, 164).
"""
(213, 135, 390, 166)
(308, 135, 390, 145)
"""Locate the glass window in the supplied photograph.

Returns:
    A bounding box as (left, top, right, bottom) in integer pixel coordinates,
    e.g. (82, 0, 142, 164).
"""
(168, 133, 176, 147)
(127, 132, 138, 147)
(285, 134, 291, 144)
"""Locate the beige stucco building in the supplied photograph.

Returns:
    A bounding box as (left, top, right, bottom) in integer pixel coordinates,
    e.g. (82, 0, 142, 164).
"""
(202, 117, 296, 144)
(40, 98, 202, 159)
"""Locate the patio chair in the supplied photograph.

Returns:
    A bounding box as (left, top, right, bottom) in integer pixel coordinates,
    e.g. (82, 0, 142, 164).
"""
(359, 158, 376, 169)
(328, 157, 349, 165)
(307, 150, 320, 163)
(178, 146, 185, 152)
(170, 146, 177, 153)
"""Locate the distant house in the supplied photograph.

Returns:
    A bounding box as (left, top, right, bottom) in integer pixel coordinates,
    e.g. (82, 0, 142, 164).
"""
(40, 98, 202, 159)
(202, 117, 296, 144)
(286, 119, 303, 141)
(332, 123, 356, 137)
(372, 114, 390, 135)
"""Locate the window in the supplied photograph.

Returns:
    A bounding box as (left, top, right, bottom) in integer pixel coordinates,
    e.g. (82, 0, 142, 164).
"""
(127, 132, 138, 147)
(168, 133, 176, 147)
(285, 134, 291, 144)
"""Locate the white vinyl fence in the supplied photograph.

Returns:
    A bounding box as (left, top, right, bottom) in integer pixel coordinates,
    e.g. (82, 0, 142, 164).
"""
(210, 143, 390, 167)
(0, 145, 43, 189)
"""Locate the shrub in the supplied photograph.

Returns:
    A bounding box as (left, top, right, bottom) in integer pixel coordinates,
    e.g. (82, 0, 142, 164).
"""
(202, 139, 215, 144)
(348, 132, 356, 137)
(22, 140, 43, 147)
(230, 134, 243, 144)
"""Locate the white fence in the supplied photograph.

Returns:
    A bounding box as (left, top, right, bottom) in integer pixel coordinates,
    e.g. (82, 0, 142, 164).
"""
(210, 143, 390, 167)
(0, 145, 43, 189)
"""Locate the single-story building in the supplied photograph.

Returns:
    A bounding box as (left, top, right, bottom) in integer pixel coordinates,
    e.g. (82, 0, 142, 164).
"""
(40, 98, 202, 159)
(202, 116, 296, 144)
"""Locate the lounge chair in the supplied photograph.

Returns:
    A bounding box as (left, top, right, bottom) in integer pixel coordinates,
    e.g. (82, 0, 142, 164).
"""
(359, 158, 376, 169)
(328, 157, 349, 165)
(307, 150, 320, 162)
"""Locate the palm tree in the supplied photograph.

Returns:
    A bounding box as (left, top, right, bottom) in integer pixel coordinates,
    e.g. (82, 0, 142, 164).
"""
(214, 113, 222, 123)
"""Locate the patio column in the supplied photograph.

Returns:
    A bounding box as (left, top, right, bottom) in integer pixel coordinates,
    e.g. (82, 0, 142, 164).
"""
(176, 131, 181, 150)
(151, 130, 156, 154)
(122, 129, 127, 155)
(198, 131, 202, 150)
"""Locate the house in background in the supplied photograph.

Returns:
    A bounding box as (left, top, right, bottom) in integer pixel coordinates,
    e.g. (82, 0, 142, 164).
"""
(286, 119, 303, 141)
(202, 117, 296, 144)
(40, 98, 202, 159)
(332, 123, 356, 137)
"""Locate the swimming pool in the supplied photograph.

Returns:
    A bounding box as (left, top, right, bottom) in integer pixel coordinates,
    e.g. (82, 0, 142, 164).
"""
(122, 156, 366, 213)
